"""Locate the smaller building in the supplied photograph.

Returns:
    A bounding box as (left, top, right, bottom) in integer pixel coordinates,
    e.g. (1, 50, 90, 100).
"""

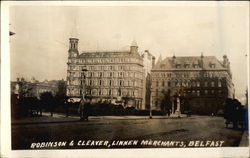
(11, 78, 65, 99)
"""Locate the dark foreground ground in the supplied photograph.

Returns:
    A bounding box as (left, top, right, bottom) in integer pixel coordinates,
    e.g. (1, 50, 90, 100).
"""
(11, 114, 245, 149)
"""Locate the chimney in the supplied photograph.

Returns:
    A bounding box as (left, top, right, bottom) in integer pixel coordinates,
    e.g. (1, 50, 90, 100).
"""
(200, 52, 204, 68)
(223, 55, 229, 68)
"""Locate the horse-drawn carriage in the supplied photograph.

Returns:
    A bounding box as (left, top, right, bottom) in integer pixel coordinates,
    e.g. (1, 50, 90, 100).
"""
(224, 98, 244, 129)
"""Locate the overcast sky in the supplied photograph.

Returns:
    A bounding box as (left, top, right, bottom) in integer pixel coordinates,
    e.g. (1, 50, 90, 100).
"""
(9, 2, 249, 100)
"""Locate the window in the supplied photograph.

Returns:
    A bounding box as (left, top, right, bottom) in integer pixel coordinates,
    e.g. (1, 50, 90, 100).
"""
(118, 88, 121, 96)
(197, 90, 200, 96)
(118, 72, 123, 78)
(204, 90, 208, 95)
(218, 90, 222, 95)
(99, 72, 103, 77)
(218, 81, 222, 87)
(168, 81, 171, 87)
(109, 89, 112, 96)
(210, 64, 216, 68)
(204, 81, 208, 87)
(80, 80, 84, 86)
(197, 81, 200, 87)
(99, 80, 102, 86)
(109, 80, 112, 86)
(156, 81, 159, 87)
(162, 81, 165, 86)
(119, 80, 123, 86)
(211, 81, 215, 87)
(192, 82, 196, 87)
(89, 72, 93, 77)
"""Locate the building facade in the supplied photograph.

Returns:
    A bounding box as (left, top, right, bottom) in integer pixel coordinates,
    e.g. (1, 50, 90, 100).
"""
(66, 38, 144, 109)
(150, 55, 235, 115)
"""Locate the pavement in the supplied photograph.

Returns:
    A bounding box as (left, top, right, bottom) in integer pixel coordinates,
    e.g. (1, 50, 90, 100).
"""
(11, 112, 187, 125)
(239, 130, 249, 146)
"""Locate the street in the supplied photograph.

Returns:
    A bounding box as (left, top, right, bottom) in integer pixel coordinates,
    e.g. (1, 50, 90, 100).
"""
(12, 115, 244, 149)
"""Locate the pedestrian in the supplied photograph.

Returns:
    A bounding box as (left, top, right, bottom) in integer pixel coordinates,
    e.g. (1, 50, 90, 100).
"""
(79, 98, 85, 120)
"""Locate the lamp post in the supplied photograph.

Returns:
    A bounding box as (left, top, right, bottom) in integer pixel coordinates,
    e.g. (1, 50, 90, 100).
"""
(79, 66, 88, 120)
(81, 66, 88, 99)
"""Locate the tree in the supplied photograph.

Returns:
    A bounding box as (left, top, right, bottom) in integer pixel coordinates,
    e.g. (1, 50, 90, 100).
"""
(224, 98, 244, 129)
(55, 80, 68, 116)
(160, 90, 172, 115)
(40, 92, 55, 116)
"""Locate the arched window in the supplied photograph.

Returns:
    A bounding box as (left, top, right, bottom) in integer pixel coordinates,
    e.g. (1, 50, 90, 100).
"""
(197, 90, 200, 96)
(197, 81, 200, 87)
(118, 88, 121, 96)
(204, 81, 208, 87)
(192, 82, 196, 87)
(204, 90, 208, 95)
(168, 81, 171, 87)
(211, 81, 215, 87)
(218, 80, 222, 87)
(156, 81, 159, 87)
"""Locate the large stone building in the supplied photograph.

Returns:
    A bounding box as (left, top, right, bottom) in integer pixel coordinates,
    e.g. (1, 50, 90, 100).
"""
(150, 54, 235, 115)
(66, 38, 144, 109)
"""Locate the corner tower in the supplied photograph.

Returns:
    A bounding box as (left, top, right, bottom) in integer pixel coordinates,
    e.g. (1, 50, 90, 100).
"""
(68, 38, 79, 58)
(130, 40, 138, 54)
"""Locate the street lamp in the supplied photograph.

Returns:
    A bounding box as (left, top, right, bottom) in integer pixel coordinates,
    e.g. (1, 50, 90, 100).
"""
(79, 66, 88, 120)
(81, 66, 88, 98)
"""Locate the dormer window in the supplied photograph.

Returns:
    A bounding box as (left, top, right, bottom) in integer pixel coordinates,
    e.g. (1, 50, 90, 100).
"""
(184, 63, 190, 68)
(193, 60, 199, 68)
(210, 63, 216, 68)
(194, 64, 199, 68)
(176, 64, 181, 68)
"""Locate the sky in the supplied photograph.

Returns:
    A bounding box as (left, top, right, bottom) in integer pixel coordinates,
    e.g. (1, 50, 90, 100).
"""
(9, 2, 249, 100)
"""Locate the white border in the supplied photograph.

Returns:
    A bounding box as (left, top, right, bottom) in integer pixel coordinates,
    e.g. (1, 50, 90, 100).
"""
(1, 1, 249, 158)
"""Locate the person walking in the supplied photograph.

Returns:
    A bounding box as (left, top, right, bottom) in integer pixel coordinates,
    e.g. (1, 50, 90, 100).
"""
(79, 98, 85, 121)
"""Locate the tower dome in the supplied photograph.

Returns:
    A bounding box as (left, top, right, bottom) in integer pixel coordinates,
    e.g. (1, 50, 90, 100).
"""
(130, 40, 138, 53)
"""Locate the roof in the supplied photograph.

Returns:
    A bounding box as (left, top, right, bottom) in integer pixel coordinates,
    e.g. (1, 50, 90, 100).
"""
(78, 51, 141, 58)
(152, 56, 227, 71)
(142, 50, 154, 58)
